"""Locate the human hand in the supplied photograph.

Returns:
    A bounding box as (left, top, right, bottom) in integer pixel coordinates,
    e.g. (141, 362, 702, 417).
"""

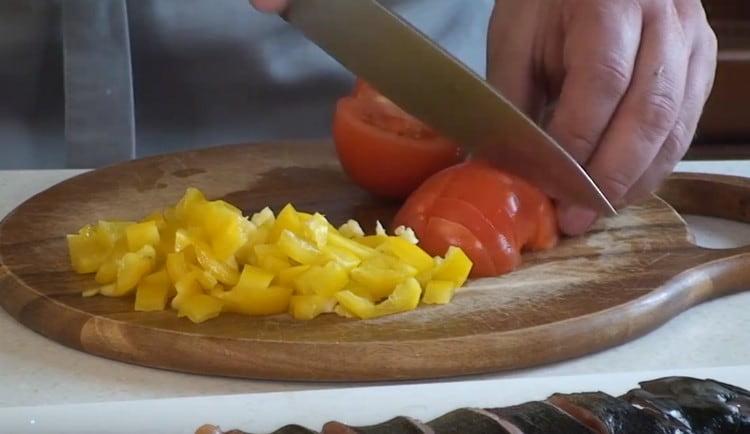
(487, 0, 718, 235)
(249, 0, 287, 13)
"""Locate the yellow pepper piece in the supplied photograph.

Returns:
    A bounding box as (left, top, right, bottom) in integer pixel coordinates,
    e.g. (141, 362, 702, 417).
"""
(334, 304, 355, 318)
(321, 244, 361, 270)
(171, 270, 203, 310)
(253, 244, 287, 263)
(67, 225, 107, 274)
(125, 221, 160, 252)
(294, 262, 348, 297)
(258, 255, 291, 274)
(166, 251, 191, 283)
(194, 242, 239, 286)
(190, 264, 218, 290)
(432, 246, 473, 287)
(95, 259, 118, 284)
(278, 229, 321, 265)
(234, 265, 274, 291)
(335, 290, 376, 319)
(209, 283, 226, 298)
(134, 269, 171, 312)
(357, 235, 388, 248)
(221, 285, 292, 316)
(328, 232, 377, 259)
(95, 220, 134, 249)
(378, 237, 433, 273)
(269, 203, 302, 242)
(303, 213, 329, 248)
(250, 206, 275, 227)
(374, 277, 422, 316)
(422, 280, 457, 305)
(178, 294, 223, 323)
(115, 245, 156, 296)
(276, 265, 311, 287)
(174, 187, 207, 225)
(174, 228, 193, 252)
(350, 266, 411, 300)
(289, 295, 336, 320)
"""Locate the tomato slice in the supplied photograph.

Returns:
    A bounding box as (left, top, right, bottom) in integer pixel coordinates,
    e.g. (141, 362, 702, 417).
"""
(428, 197, 519, 274)
(332, 81, 463, 199)
(421, 217, 496, 277)
(392, 161, 559, 278)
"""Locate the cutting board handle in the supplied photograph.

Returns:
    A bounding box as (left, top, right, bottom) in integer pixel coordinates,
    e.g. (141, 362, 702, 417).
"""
(659, 172, 750, 299)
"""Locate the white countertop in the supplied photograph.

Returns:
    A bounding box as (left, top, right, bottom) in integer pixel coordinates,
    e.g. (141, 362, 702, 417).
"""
(1, 161, 750, 417)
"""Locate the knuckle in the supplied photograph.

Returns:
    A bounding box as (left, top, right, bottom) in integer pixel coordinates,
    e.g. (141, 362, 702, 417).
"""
(588, 58, 632, 97)
(598, 170, 632, 201)
(638, 89, 680, 141)
(558, 130, 598, 163)
(660, 125, 691, 165)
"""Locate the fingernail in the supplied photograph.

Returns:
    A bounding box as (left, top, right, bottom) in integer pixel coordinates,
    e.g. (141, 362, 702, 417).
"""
(557, 205, 598, 236)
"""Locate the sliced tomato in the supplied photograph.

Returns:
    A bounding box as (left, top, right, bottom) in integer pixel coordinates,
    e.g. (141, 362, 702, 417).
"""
(421, 217, 496, 277)
(332, 80, 463, 199)
(392, 161, 559, 278)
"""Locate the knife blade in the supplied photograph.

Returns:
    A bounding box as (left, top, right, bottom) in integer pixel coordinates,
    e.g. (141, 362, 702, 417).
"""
(282, 0, 616, 216)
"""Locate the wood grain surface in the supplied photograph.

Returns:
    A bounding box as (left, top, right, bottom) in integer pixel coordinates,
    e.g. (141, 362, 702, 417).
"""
(1, 141, 748, 381)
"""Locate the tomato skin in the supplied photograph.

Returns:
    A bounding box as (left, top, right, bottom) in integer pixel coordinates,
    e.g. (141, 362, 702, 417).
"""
(392, 161, 559, 278)
(332, 81, 463, 199)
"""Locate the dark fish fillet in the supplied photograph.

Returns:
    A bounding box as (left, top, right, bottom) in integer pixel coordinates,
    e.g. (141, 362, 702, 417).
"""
(633, 376, 750, 434)
(549, 391, 683, 434)
(486, 401, 594, 434)
(622, 389, 694, 432)
(427, 408, 514, 434)
(322, 416, 432, 434)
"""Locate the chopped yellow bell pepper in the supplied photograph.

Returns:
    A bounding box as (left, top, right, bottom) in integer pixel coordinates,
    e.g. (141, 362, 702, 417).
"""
(432, 246, 473, 287)
(171, 270, 203, 309)
(258, 255, 291, 274)
(250, 206, 275, 227)
(166, 251, 190, 283)
(378, 236, 433, 273)
(422, 280, 457, 305)
(277, 230, 321, 265)
(67, 225, 108, 274)
(222, 285, 292, 316)
(125, 221, 160, 252)
(68, 186, 473, 324)
(135, 269, 171, 311)
(350, 265, 412, 300)
(276, 265, 310, 287)
(334, 290, 376, 319)
(303, 213, 329, 248)
(178, 294, 223, 323)
(374, 277, 422, 316)
(233, 265, 274, 291)
(269, 203, 302, 242)
(289, 295, 336, 320)
(328, 232, 377, 259)
(114, 245, 156, 296)
(95, 259, 118, 284)
(194, 241, 239, 286)
(294, 262, 348, 297)
(321, 244, 361, 269)
(357, 235, 388, 248)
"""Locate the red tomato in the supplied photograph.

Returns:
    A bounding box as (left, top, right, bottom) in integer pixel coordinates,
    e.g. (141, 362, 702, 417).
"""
(392, 160, 559, 277)
(333, 80, 463, 199)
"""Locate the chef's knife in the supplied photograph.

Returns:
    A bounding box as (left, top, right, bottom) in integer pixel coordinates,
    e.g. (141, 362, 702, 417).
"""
(282, 0, 616, 216)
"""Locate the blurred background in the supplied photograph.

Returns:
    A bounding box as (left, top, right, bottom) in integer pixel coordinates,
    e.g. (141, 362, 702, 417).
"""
(0, 0, 747, 169)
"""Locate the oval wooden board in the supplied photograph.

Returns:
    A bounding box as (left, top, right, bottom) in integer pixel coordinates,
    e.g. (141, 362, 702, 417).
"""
(1, 142, 749, 381)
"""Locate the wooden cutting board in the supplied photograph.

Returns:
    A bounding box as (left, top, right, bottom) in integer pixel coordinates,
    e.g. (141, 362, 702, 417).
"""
(1, 142, 749, 381)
